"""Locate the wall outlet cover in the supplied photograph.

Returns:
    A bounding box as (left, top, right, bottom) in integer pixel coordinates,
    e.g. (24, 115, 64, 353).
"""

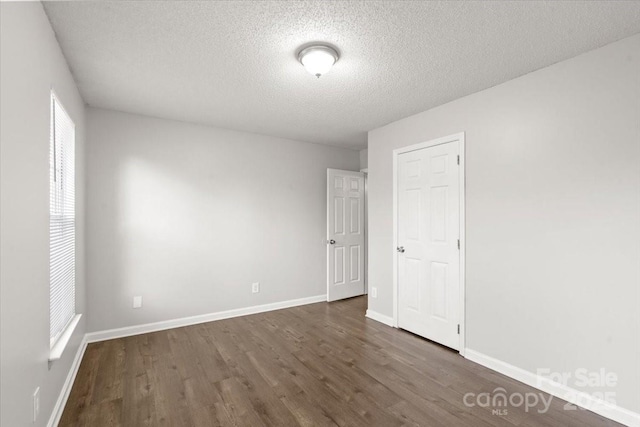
(252, 282, 260, 293)
(133, 296, 143, 308)
(371, 287, 377, 298)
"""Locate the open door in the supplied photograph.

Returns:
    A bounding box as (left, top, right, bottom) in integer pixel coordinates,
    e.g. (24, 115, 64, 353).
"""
(327, 169, 365, 302)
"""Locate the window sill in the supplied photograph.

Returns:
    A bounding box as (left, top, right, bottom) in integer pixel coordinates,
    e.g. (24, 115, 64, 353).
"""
(49, 314, 82, 362)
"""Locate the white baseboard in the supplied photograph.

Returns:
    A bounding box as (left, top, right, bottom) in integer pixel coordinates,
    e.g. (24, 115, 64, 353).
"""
(86, 294, 327, 343)
(365, 309, 395, 327)
(47, 335, 88, 427)
(465, 349, 640, 427)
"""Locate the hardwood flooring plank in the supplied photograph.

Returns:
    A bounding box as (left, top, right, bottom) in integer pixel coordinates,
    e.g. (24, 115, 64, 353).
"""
(59, 296, 623, 427)
(58, 341, 103, 426)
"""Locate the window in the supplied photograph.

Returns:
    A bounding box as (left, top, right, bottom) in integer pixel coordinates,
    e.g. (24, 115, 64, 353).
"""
(50, 92, 76, 349)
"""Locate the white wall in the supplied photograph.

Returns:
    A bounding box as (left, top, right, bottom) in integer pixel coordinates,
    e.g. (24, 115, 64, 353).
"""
(368, 34, 640, 413)
(0, 3, 86, 426)
(86, 108, 360, 332)
(360, 148, 368, 170)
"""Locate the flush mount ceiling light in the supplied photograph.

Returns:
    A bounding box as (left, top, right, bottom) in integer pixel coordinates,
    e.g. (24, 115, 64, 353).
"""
(298, 44, 339, 78)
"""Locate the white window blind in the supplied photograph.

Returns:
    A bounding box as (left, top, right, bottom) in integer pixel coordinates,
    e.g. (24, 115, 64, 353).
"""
(50, 93, 76, 348)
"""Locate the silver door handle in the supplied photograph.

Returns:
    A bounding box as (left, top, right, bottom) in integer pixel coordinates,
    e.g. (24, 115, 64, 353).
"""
(397, 246, 405, 253)
(328, 239, 336, 245)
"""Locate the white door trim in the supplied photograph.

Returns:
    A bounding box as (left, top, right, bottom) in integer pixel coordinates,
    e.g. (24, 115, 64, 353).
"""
(361, 169, 368, 295)
(392, 132, 466, 355)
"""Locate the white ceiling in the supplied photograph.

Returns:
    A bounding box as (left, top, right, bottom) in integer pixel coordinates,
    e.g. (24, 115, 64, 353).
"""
(43, 1, 640, 150)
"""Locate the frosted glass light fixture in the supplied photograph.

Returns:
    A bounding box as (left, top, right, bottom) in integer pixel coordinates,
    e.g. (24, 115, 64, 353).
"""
(298, 45, 339, 78)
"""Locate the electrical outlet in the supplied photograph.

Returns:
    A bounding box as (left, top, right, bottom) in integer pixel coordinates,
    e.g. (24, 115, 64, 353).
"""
(371, 287, 377, 298)
(133, 296, 143, 308)
(252, 282, 260, 293)
(33, 387, 40, 422)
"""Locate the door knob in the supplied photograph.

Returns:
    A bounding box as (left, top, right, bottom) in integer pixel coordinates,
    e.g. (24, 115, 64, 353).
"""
(397, 246, 405, 253)
(329, 239, 336, 245)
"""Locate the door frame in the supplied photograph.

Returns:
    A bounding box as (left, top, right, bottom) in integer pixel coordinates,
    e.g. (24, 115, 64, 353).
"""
(392, 132, 466, 355)
(326, 168, 366, 302)
(360, 168, 368, 295)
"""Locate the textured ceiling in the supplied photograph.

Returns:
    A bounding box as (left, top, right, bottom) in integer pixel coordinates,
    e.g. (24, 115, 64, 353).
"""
(43, 1, 640, 149)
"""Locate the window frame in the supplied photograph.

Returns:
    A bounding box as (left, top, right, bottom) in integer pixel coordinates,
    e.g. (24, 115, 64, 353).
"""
(49, 90, 81, 360)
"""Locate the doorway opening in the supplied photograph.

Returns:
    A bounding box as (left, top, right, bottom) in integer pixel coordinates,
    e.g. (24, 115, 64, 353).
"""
(326, 169, 366, 302)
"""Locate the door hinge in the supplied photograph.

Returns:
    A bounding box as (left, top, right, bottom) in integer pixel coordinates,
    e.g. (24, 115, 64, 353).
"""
(457, 239, 460, 250)
(457, 155, 460, 165)
(457, 324, 460, 334)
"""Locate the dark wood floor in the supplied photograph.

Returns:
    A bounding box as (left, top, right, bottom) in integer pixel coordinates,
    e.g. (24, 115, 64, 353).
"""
(60, 297, 620, 426)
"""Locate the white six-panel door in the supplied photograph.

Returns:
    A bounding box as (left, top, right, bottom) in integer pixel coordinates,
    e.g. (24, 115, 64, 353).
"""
(397, 141, 460, 349)
(327, 169, 365, 302)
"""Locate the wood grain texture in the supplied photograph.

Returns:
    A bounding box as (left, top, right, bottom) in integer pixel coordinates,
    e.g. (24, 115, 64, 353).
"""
(60, 297, 620, 426)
